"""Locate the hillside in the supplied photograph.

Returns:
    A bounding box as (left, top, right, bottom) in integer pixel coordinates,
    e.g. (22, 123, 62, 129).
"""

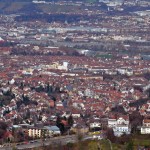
(0, 1, 107, 14)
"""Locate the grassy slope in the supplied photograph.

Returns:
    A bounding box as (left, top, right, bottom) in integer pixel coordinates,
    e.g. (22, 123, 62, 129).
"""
(133, 139, 150, 147)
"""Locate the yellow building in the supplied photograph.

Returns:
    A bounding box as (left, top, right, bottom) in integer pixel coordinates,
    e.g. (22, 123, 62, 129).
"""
(28, 128, 42, 138)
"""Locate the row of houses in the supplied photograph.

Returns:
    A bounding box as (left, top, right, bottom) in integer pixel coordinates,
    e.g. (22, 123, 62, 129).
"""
(89, 115, 150, 136)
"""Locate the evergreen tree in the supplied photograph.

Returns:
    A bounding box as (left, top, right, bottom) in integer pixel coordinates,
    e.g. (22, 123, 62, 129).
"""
(56, 116, 65, 134)
(68, 115, 74, 127)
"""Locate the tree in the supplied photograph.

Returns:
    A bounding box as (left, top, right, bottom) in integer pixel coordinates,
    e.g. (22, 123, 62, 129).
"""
(56, 116, 65, 134)
(13, 117, 23, 125)
(105, 128, 116, 143)
(0, 129, 5, 139)
(0, 122, 8, 139)
(117, 134, 131, 145)
(68, 115, 74, 127)
(17, 131, 25, 142)
(25, 109, 30, 119)
(126, 140, 133, 150)
(20, 82, 24, 90)
(66, 142, 74, 150)
(0, 121, 7, 130)
(129, 111, 143, 133)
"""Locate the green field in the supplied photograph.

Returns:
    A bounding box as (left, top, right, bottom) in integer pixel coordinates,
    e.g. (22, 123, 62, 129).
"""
(133, 139, 150, 147)
(99, 135, 150, 150)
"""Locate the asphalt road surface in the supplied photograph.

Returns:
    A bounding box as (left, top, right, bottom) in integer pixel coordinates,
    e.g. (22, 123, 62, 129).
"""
(0, 134, 104, 150)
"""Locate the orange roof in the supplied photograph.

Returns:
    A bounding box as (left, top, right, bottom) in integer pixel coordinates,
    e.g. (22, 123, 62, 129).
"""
(143, 119, 150, 124)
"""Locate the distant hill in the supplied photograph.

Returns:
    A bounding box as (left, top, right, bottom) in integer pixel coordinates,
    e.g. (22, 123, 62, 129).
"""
(0, 0, 98, 3)
(0, 0, 149, 15)
(0, 0, 108, 14)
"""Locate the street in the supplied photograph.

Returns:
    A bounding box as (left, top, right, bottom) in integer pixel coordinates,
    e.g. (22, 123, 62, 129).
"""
(0, 134, 103, 150)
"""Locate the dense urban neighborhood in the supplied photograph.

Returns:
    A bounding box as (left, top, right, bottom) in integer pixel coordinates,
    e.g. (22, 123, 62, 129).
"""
(0, 0, 150, 149)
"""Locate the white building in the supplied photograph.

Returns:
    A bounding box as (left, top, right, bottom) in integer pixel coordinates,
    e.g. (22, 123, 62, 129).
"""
(90, 122, 101, 129)
(108, 118, 117, 128)
(44, 126, 61, 136)
(141, 127, 150, 134)
(141, 119, 150, 134)
(113, 125, 131, 137)
(117, 117, 129, 125)
(108, 116, 131, 136)
(72, 113, 80, 118)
